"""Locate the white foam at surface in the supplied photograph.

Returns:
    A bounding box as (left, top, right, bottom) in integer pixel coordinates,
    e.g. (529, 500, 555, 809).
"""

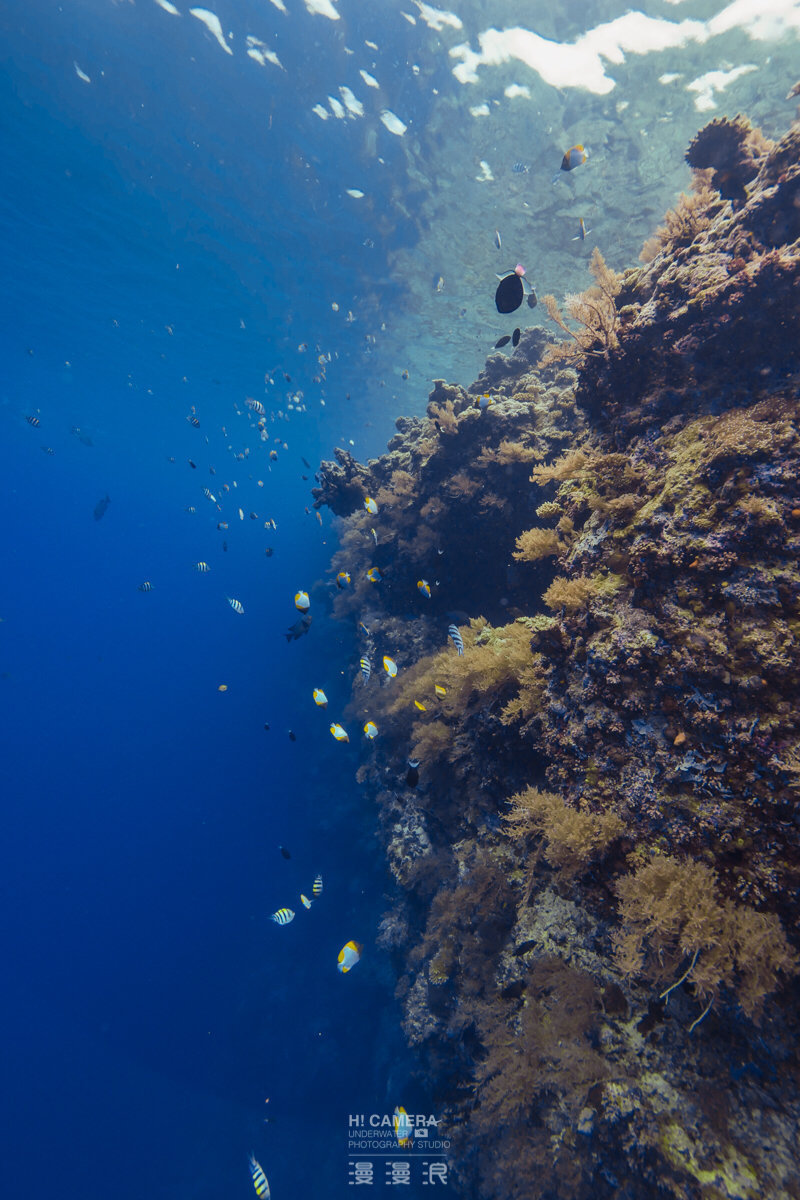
(413, 1, 462, 31)
(449, 13, 707, 93)
(401, 12, 417, 24)
(190, 9, 233, 55)
(687, 63, 757, 110)
(346, 188, 365, 198)
(475, 160, 493, 182)
(380, 109, 407, 135)
(359, 69, 380, 89)
(267, 0, 287, 12)
(365, 40, 379, 50)
(247, 36, 283, 69)
(448, 3, 800, 94)
(339, 86, 364, 117)
(708, 0, 800, 40)
(312, 104, 329, 119)
(659, 72, 682, 83)
(504, 83, 530, 99)
(469, 103, 490, 116)
(328, 95, 346, 119)
(154, 0, 180, 14)
(74, 62, 91, 82)
(303, 0, 340, 19)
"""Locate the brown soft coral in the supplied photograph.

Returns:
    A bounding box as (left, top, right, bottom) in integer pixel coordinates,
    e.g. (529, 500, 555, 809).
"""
(685, 114, 773, 206)
(613, 856, 797, 1022)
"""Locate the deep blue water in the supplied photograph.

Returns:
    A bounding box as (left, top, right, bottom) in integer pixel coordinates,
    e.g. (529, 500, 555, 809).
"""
(1, 6, 406, 1196)
(2, 0, 798, 1195)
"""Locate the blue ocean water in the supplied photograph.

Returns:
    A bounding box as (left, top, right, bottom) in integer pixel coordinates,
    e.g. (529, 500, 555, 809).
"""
(2, 1, 799, 1196)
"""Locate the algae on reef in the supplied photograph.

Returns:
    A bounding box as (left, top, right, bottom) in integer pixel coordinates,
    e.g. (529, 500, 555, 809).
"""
(314, 111, 800, 1200)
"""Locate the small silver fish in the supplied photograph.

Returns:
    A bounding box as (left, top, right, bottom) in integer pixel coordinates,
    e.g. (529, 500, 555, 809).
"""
(494, 229, 501, 250)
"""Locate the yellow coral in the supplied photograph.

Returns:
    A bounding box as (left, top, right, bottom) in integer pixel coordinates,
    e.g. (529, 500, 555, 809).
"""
(512, 527, 565, 562)
(504, 788, 624, 875)
(542, 575, 596, 612)
(535, 500, 562, 519)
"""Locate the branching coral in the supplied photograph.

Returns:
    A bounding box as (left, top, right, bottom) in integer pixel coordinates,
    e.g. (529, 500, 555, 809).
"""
(504, 787, 624, 876)
(639, 175, 718, 262)
(613, 856, 797, 1021)
(541, 248, 623, 364)
(472, 957, 607, 1138)
(477, 439, 538, 466)
(530, 448, 589, 484)
(542, 575, 597, 612)
(512, 527, 565, 562)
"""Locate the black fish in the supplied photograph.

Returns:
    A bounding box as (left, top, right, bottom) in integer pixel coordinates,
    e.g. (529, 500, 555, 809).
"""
(302, 457, 311, 469)
(406, 759, 420, 789)
(494, 335, 511, 349)
(512, 328, 521, 347)
(288, 730, 297, 742)
(495, 273, 524, 314)
(527, 290, 538, 310)
(222, 541, 228, 552)
(285, 613, 312, 642)
(279, 845, 291, 860)
(188, 459, 197, 469)
(93, 494, 110, 521)
(265, 547, 274, 558)
(264, 723, 271, 731)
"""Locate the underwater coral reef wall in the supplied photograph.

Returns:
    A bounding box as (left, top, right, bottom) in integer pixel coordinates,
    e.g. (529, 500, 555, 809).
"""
(314, 112, 800, 1200)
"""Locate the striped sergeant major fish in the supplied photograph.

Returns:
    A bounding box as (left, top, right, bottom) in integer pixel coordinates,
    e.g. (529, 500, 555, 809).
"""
(138, 581, 152, 592)
(248, 1152, 271, 1199)
(194, 562, 210, 572)
(448, 624, 464, 655)
(360, 656, 371, 681)
(313, 874, 323, 898)
(227, 596, 244, 614)
(271, 908, 294, 926)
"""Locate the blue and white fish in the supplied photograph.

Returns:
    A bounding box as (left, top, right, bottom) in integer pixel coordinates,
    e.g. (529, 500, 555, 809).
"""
(448, 624, 464, 655)
(248, 1153, 271, 1198)
(227, 596, 245, 614)
(271, 908, 294, 925)
(313, 873, 323, 897)
(360, 656, 371, 681)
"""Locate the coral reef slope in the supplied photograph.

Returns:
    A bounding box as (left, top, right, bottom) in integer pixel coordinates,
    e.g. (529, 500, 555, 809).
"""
(314, 113, 800, 1200)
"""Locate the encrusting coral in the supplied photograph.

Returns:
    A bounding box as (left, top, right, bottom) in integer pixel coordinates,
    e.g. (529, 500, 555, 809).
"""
(313, 110, 800, 1200)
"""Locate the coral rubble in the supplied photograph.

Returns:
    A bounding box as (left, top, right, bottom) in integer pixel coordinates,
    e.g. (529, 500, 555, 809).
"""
(314, 113, 800, 1200)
